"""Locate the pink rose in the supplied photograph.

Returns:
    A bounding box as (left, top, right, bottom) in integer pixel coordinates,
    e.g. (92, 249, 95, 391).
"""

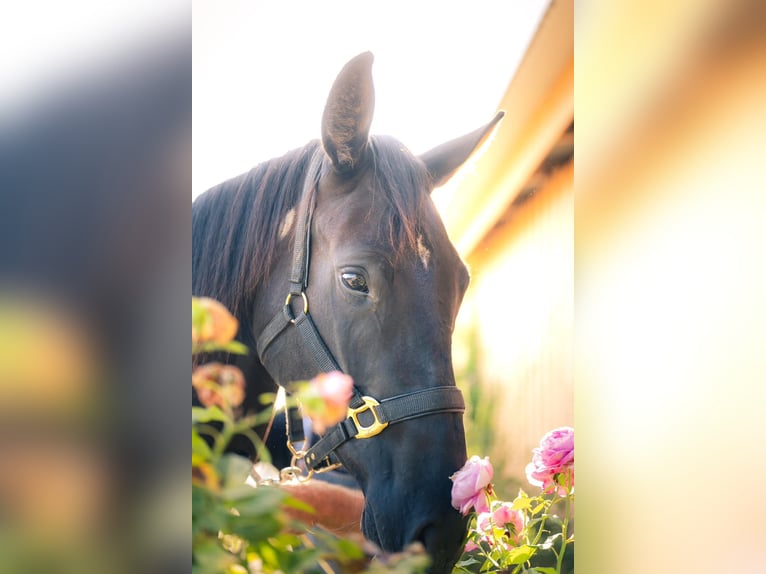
(192, 297, 239, 346)
(300, 371, 354, 433)
(492, 502, 525, 544)
(450, 456, 493, 515)
(192, 362, 246, 409)
(476, 511, 493, 533)
(526, 426, 574, 494)
(313, 371, 354, 408)
(473, 512, 495, 549)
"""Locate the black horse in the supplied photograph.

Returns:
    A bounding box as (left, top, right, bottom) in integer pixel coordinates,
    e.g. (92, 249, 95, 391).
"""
(193, 52, 502, 572)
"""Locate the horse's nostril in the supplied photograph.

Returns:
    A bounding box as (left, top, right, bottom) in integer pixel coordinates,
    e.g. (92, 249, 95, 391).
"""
(410, 512, 467, 574)
(412, 523, 428, 547)
(415, 520, 466, 574)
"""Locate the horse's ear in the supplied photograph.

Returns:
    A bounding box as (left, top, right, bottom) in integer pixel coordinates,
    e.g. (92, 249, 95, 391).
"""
(420, 111, 505, 189)
(321, 52, 375, 175)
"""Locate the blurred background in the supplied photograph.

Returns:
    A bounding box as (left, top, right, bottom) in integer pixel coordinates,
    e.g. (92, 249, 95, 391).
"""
(577, 0, 766, 571)
(1, 2, 189, 573)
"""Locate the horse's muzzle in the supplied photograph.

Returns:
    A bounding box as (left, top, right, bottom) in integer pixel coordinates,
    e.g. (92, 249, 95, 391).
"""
(361, 494, 468, 573)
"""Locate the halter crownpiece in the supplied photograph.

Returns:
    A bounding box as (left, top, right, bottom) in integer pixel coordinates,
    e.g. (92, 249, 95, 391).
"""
(256, 150, 465, 477)
(256, 150, 339, 372)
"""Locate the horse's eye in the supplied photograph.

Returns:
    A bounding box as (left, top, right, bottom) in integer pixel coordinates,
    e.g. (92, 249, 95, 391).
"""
(341, 272, 369, 293)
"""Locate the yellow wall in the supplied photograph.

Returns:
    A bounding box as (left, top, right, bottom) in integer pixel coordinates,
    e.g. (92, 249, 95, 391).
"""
(438, 0, 574, 485)
(454, 160, 573, 482)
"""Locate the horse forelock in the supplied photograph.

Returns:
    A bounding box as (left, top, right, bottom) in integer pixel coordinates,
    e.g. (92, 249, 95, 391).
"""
(367, 136, 434, 265)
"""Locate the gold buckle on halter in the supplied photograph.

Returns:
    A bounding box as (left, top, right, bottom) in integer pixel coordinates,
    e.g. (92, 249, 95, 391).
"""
(348, 396, 388, 439)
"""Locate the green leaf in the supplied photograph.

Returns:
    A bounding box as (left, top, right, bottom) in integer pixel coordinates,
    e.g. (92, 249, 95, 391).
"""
(527, 569, 558, 574)
(226, 513, 282, 543)
(505, 544, 537, 565)
(193, 340, 249, 355)
(193, 486, 225, 534)
(192, 429, 212, 460)
(512, 496, 532, 512)
(193, 405, 228, 424)
(258, 392, 277, 406)
(222, 484, 259, 501)
(526, 517, 545, 530)
(538, 533, 562, 551)
(217, 454, 254, 488)
(192, 298, 209, 334)
(193, 538, 239, 574)
(281, 495, 315, 514)
(257, 543, 279, 567)
(334, 537, 365, 561)
(227, 486, 285, 516)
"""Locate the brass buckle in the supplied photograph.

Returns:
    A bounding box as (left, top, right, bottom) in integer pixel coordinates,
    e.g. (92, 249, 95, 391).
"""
(348, 396, 389, 439)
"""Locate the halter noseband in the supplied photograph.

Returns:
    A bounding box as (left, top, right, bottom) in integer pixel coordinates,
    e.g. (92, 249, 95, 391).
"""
(255, 151, 465, 474)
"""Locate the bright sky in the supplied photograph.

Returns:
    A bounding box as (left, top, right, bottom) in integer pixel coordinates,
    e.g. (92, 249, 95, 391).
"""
(193, 1, 551, 199)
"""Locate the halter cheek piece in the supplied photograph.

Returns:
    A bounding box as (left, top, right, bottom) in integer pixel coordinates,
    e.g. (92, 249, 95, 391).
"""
(256, 151, 465, 476)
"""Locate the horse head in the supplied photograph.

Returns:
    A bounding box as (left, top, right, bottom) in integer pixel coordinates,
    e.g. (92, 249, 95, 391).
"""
(253, 52, 503, 572)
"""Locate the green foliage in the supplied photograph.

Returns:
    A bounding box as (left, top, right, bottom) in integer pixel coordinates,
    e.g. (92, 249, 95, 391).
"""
(192, 411, 370, 573)
(194, 340, 250, 356)
(192, 297, 428, 574)
(455, 485, 574, 574)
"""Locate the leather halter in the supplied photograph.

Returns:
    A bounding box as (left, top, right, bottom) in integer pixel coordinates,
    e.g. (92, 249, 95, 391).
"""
(255, 150, 465, 473)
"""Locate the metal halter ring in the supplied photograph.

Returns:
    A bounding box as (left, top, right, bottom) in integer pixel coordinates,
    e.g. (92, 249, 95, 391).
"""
(284, 292, 309, 324)
(280, 465, 313, 483)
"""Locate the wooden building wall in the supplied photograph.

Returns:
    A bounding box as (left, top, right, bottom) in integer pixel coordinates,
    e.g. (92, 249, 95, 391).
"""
(435, 0, 574, 486)
(453, 159, 573, 483)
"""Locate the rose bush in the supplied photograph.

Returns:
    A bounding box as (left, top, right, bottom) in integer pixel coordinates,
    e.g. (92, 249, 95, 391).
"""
(451, 428, 575, 574)
(192, 296, 573, 573)
(192, 297, 431, 574)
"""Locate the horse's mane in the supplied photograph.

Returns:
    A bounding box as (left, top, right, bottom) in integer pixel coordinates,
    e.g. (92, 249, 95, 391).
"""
(192, 136, 430, 345)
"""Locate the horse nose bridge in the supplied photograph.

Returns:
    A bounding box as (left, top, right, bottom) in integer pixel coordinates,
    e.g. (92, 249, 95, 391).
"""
(380, 324, 456, 382)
